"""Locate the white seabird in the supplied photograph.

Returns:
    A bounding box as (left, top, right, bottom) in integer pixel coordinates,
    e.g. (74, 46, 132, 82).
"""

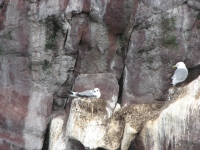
(172, 62, 188, 86)
(67, 88, 101, 98)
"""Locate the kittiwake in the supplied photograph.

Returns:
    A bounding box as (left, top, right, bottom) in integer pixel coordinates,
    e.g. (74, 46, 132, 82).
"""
(172, 62, 188, 86)
(67, 88, 101, 98)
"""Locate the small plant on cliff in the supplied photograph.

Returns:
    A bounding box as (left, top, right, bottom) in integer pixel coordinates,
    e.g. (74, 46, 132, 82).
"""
(44, 16, 61, 51)
(42, 59, 51, 71)
(161, 16, 178, 48)
(163, 34, 178, 47)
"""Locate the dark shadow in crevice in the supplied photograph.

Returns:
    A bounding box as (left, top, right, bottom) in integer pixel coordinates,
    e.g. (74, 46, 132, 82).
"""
(42, 123, 50, 150)
(128, 132, 145, 150)
(174, 64, 200, 87)
(63, 29, 68, 48)
(117, 66, 125, 105)
(184, 64, 200, 84)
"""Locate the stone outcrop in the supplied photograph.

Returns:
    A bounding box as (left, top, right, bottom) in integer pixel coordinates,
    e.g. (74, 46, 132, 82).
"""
(0, 0, 73, 149)
(50, 98, 124, 150)
(120, 103, 163, 150)
(0, 0, 200, 149)
(131, 75, 200, 150)
(72, 73, 119, 110)
(67, 98, 124, 150)
(122, 2, 200, 105)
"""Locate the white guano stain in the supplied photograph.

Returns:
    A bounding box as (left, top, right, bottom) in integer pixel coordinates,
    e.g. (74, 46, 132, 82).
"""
(143, 76, 200, 150)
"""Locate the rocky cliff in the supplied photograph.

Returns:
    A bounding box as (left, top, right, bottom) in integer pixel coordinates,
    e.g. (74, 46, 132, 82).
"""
(0, 0, 200, 150)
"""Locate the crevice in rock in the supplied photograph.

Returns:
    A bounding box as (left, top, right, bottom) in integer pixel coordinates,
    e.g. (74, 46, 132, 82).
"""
(127, 132, 145, 150)
(54, 73, 75, 110)
(0, 1, 4, 9)
(116, 32, 129, 105)
(42, 123, 50, 150)
(63, 29, 68, 48)
(117, 66, 124, 105)
(73, 51, 80, 78)
(73, 37, 83, 77)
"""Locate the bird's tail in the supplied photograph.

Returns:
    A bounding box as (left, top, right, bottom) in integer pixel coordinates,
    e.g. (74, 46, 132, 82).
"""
(67, 91, 79, 98)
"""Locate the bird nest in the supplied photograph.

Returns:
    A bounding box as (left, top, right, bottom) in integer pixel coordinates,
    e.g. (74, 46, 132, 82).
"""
(71, 98, 107, 120)
(115, 103, 163, 131)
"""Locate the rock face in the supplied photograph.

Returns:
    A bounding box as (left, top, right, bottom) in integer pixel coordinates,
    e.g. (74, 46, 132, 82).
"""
(131, 75, 200, 150)
(122, 2, 200, 105)
(67, 98, 124, 150)
(0, 0, 72, 149)
(120, 103, 163, 150)
(72, 73, 119, 110)
(1, 0, 200, 150)
(50, 98, 124, 150)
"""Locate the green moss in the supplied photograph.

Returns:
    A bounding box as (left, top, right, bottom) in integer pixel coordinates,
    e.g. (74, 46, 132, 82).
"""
(163, 34, 178, 48)
(161, 16, 178, 48)
(44, 16, 62, 51)
(161, 17, 176, 32)
(42, 59, 51, 71)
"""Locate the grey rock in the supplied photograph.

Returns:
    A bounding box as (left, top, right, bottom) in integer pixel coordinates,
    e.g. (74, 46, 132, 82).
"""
(132, 75, 200, 150)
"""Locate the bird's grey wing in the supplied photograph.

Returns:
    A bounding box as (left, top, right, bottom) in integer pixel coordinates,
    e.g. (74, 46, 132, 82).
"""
(172, 68, 188, 81)
(78, 90, 95, 97)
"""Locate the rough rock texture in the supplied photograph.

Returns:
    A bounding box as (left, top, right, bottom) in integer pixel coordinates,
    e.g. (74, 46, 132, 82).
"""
(1, 0, 200, 149)
(131, 75, 200, 150)
(49, 98, 124, 150)
(120, 103, 163, 150)
(49, 112, 67, 150)
(0, 0, 73, 149)
(64, 0, 130, 80)
(48, 111, 86, 150)
(122, 1, 200, 105)
(72, 73, 119, 110)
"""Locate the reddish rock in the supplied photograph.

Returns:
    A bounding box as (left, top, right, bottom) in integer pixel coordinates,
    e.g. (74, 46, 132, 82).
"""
(0, 140, 25, 150)
(0, 0, 53, 149)
(0, 55, 30, 148)
(104, 0, 126, 34)
(59, 0, 70, 10)
(104, 0, 135, 35)
(14, 21, 30, 53)
(67, 15, 125, 79)
(1, 0, 200, 149)
(82, 0, 90, 13)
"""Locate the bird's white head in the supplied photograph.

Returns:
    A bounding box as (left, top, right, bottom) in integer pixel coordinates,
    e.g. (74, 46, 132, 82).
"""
(173, 62, 186, 68)
(93, 88, 101, 98)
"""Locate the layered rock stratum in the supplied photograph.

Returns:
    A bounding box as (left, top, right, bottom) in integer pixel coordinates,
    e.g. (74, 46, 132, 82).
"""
(0, 0, 200, 150)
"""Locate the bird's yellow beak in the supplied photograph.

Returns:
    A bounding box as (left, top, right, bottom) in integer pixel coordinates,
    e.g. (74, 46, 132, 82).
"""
(173, 65, 176, 68)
